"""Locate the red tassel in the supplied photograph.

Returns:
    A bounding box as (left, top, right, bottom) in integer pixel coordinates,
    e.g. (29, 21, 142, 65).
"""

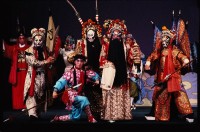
(163, 45, 180, 92)
(61, 90, 69, 104)
(77, 71, 84, 94)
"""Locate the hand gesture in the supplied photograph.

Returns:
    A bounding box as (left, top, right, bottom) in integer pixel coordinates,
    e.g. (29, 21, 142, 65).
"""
(52, 91, 58, 99)
(46, 56, 55, 64)
(145, 65, 150, 70)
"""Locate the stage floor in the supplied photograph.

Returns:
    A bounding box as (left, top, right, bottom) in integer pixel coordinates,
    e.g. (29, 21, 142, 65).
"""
(1, 106, 199, 131)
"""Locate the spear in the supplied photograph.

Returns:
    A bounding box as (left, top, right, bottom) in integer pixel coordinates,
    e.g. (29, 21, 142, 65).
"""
(151, 59, 195, 89)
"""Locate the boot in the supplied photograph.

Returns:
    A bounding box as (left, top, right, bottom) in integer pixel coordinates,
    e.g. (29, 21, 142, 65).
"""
(88, 116, 97, 123)
(84, 105, 97, 123)
(51, 115, 70, 122)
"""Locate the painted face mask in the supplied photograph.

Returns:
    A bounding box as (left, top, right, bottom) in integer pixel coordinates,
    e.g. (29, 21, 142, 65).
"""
(33, 35, 43, 48)
(161, 26, 175, 48)
(111, 29, 122, 41)
(86, 29, 95, 42)
(162, 35, 170, 48)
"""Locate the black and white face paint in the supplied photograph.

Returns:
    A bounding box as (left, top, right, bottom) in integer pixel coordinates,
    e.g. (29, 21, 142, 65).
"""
(33, 35, 43, 48)
(111, 29, 122, 41)
(162, 35, 170, 48)
(86, 29, 95, 42)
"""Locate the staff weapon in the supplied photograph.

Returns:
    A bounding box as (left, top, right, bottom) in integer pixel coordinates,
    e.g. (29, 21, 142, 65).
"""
(151, 59, 195, 89)
(95, 0, 99, 24)
(3, 83, 82, 123)
(66, 0, 83, 25)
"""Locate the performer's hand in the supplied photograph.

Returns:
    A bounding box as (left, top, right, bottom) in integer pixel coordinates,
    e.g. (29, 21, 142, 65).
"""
(183, 58, 189, 67)
(46, 56, 55, 64)
(164, 74, 170, 81)
(93, 80, 99, 86)
(145, 65, 150, 70)
(52, 91, 58, 99)
(145, 61, 151, 70)
(133, 74, 138, 78)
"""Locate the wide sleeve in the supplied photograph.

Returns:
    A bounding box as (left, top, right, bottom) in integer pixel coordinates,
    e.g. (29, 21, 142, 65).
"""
(99, 37, 109, 68)
(146, 49, 160, 63)
(53, 76, 67, 92)
(25, 52, 47, 67)
(3, 42, 15, 59)
(86, 70, 100, 81)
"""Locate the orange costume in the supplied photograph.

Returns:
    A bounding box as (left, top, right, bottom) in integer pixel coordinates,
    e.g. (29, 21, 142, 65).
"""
(145, 22, 193, 121)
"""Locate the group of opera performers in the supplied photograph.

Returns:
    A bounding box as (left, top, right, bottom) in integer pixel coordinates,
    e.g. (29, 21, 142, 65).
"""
(3, 18, 194, 123)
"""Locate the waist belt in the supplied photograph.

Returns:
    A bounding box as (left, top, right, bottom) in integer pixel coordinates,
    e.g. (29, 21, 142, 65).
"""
(17, 68, 27, 71)
(36, 71, 45, 75)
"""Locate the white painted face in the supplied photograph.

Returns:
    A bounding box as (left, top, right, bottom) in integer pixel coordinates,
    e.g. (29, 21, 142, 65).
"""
(162, 35, 170, 48)
(87, 30, 95, 42)
(33, 35, 43, 48)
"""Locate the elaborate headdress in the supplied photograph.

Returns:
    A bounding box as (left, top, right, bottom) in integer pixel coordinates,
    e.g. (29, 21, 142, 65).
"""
(161, 26, 176, 39)
(65, 35, 75, 45)
(151, 11, 191, 60)
(31, 28, 46, 39)
(126, 33, 134, 40)
(82, 19, 102, 39)
(104, 19, 128, 39)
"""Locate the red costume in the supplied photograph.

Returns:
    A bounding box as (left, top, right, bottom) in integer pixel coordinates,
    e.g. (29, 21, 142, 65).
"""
(4, 35, 30, 110)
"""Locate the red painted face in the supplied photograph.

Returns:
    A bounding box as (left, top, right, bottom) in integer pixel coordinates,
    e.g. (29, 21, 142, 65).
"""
(18, 36, 25, 44)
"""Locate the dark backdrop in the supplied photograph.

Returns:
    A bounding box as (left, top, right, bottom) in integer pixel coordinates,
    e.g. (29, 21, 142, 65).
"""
(2, 0, 199, 55)
(1, 0, 199, 110)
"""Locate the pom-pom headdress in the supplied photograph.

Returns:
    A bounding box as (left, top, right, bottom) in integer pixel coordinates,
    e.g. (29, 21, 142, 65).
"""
(31, 28, 46, 39)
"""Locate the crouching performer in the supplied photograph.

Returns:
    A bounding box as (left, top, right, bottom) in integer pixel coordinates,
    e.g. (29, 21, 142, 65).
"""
(51, 54, 100, 123)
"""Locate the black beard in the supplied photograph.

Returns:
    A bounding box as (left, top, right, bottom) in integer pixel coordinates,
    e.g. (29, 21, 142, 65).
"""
(37, 47, 44, 60)
(86, 38, 101, 73)
(108, 39, 127, 87)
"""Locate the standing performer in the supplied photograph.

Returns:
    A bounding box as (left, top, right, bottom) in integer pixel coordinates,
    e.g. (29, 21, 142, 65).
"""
(100, 19, 135, 122)
(59, 35, 76, 72)
(23, 28, 58, 120)
(66, 0, 103, 120)
(144, 21, 194, 122)
(3, 32, 30, 110)
(125, 33, 145, 110)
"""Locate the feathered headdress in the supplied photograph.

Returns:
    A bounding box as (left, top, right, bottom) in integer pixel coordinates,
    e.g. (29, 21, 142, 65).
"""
(66, 0, 100, 26)
(66, 0, 102, 39)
